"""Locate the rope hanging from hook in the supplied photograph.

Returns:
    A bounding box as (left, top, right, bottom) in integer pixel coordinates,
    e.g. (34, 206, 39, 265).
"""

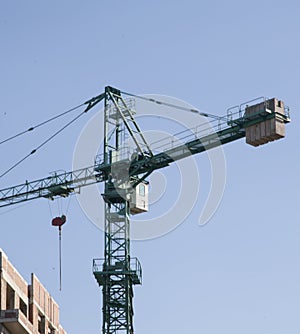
(52, 215, 66, 291)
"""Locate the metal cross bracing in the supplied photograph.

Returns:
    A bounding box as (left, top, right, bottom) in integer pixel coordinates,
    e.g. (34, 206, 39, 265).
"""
(94, 87, 147, 334)
(0, 87, 291, 334)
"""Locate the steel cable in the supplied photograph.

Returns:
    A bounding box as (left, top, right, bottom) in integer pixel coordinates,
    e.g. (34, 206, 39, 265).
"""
(0, 108, 88, 179)
(0, 102, 86, 145)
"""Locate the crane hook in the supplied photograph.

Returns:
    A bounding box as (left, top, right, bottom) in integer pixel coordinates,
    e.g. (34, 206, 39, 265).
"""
(52, 215, 66, 290)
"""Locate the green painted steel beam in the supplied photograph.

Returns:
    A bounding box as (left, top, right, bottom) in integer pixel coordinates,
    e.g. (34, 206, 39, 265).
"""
(0, 109, 290, 208)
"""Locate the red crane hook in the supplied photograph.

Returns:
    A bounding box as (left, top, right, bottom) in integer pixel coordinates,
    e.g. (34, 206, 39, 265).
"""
(52, 215, 66, 290)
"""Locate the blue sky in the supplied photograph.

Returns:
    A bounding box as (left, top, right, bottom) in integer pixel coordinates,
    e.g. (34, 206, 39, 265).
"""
(1, 1, 300, 333)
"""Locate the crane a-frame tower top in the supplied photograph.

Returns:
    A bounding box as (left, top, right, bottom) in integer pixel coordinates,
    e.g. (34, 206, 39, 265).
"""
(0, 86, 291, 334)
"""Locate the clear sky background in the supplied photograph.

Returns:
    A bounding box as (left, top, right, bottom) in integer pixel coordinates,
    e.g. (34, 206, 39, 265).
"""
(1, 1, 300, 333)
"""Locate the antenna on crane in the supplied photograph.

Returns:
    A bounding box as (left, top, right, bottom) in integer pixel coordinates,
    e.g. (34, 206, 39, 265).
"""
(52, 214, 66, 290)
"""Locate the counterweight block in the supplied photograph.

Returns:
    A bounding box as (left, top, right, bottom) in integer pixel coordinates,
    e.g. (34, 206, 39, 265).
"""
(245, 98, 288, 147)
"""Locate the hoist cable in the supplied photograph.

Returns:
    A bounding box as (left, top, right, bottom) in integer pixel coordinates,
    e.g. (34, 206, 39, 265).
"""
(0, 108, 88, 179)
(0, 102, 86, 145)
(47, 199, 53, 218)
(65, 195, 72, 215)
(121, 90, 227, 121)
(59, 226, 62, 291)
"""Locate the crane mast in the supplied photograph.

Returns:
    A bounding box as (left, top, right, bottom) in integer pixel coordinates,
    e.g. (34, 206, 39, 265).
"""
(0, 86, 291, 334)
(93, 87, 152, 334)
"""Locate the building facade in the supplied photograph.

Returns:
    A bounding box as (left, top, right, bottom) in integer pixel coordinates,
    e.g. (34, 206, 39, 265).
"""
(0, 249, 66, 334)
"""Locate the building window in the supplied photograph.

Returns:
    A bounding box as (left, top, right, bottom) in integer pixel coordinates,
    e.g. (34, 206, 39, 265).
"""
(6, 284, 15, 310)
(19, 298, 27, 316)
(139, 184, 145, 197)
(38, 314, 45, 334)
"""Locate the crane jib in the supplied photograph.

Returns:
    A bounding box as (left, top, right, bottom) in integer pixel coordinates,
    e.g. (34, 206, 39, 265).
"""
(0, 109, 290, 208)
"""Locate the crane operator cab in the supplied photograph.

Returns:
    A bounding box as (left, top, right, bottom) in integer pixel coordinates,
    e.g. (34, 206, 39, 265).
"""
(130, 181, 149, 214)
(103, 176, 149, 215)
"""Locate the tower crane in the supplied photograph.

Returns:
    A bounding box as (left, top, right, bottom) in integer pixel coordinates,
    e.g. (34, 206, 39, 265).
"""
(0, 86, 291, 334)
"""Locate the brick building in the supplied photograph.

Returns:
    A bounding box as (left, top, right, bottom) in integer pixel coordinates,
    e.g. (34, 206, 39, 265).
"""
(0, 249, 67, 334)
